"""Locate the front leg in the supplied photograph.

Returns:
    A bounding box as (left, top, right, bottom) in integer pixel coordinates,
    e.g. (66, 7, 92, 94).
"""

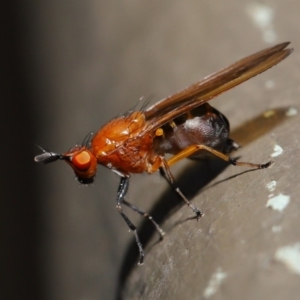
(116, 176, 145, 265)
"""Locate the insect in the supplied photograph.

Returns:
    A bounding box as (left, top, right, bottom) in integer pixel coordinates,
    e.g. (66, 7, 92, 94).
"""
(35, 42, 292, 265)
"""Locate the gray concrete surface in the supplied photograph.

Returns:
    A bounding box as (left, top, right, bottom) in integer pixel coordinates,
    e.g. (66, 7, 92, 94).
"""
(17, 1, 300, 299)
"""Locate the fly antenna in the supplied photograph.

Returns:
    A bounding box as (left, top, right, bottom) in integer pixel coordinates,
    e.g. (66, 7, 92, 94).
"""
(34, 144, 63, 164)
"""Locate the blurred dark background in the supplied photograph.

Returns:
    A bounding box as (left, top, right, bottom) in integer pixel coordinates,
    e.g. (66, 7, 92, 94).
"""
(1, 1, 299, 300)
(2, 2, 42, 300)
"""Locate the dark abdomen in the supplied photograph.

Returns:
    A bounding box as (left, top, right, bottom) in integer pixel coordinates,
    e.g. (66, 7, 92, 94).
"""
(155, 103, 237, 157)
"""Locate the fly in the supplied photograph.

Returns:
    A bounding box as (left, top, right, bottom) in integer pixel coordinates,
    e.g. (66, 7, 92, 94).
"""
(35, 42, 293, 265)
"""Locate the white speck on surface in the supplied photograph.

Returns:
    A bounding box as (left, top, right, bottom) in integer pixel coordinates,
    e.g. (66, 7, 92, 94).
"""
(285, 107, 298, 117)
(246, 3, 277, 43)
(203, 268, 227, 298)
(266, 193, 290, 211)
(272, 225, 282, 233)
(265, 79, 275, 89)
(271, 144, 283, 157)
(275, 243, 300, 275)
(266, 180, 277, 192)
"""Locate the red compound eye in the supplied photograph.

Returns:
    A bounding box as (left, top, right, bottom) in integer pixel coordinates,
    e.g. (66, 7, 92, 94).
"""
(72, 150, 92, 171)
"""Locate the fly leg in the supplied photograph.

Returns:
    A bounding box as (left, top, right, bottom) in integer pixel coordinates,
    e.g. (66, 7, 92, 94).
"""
(160, 159, 203, 220)
(116, 177, 144, 265)
(123, 200, 165, 238)
(167, 144, 273, 169)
